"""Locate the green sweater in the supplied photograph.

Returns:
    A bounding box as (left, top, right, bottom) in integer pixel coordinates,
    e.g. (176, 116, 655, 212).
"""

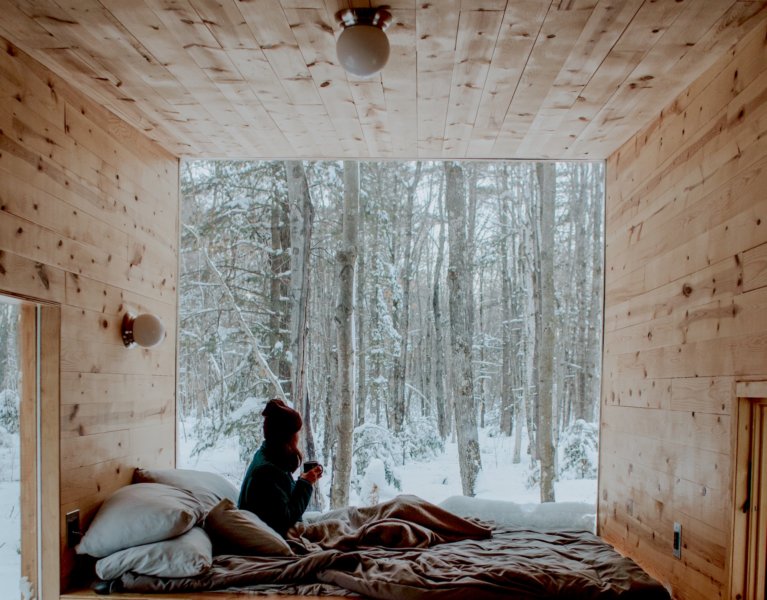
(238, 443, 313, 537)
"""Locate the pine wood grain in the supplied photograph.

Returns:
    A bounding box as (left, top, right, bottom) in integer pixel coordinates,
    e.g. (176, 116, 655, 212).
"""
(0, 38, 179, 593)
(601, 11, 767, 598)
(1, 1, 764, 159)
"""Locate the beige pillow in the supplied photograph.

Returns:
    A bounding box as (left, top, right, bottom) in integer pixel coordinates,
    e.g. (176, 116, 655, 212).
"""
(133, 467, 239, 511)
(95, 527, 212, 580)
(76, 483, 204, 558)
(204, 498, 292, 556)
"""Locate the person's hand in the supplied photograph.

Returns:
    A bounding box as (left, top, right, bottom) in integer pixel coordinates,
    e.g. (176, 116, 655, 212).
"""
(300, 465, 323, 485)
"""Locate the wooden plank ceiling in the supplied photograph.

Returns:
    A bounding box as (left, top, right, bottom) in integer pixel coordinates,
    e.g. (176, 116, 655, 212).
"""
(1, 0, 766, 160)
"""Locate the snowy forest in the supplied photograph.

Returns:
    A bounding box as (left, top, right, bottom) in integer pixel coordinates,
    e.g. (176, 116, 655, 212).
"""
(0, 305, 19, 443)
(178, 160, 605, 510)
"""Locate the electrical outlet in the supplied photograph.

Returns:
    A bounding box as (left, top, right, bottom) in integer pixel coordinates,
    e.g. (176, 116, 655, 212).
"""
(673, 522, 682, 559)
(66, 510, 81, 548)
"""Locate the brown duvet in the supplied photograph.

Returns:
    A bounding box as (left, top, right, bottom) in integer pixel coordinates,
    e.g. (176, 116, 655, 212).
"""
(117, 496, 670, 599)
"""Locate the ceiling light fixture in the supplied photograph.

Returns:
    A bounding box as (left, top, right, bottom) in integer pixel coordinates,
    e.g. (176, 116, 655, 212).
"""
(335, 7, 392, 78)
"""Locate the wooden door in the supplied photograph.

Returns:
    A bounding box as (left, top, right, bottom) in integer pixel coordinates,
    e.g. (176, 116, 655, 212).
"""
(732, 384, 767, 600)
(746, 400, 767, 599)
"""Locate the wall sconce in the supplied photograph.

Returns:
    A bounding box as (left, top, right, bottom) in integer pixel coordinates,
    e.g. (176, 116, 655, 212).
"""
(121, 312, 165, 348)
(335, 7, 392, 78)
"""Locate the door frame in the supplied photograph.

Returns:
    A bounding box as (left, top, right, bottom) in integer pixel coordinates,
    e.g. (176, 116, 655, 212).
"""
(2, 295, 60, 600)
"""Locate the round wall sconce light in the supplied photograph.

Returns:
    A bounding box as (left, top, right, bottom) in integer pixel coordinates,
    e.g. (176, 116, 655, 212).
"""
(122, 312, 165, 348)
(335, 7, 392, 78)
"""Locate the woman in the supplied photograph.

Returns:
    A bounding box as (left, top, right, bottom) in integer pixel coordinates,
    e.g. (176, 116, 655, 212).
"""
(238, 398, 323, 536)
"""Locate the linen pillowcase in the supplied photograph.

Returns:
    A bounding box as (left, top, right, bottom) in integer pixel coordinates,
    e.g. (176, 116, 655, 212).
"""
(95, 526, 212, 580)
(133, 467, 239, 511)
(76, 483, 205, 558)
(204, 498, 292, 556)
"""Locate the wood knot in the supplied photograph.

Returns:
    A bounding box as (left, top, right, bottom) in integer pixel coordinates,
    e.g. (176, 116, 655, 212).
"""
(682, 283, 692, 297)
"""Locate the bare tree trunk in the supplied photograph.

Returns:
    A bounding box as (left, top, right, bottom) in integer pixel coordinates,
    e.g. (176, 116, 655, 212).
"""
(356, 185, 367, 427)
(369, 175, 385, 428)
(419, 290, 431, 417)
(478, 272, 486, 429)
(513, 391, 525, 464)
(466, 165, 478, 343)
(269, 179, 291, 395)
(285, 161, 316, 459)
(517, 171, 541, 461)
(535, 162, 556, 503)
(499, 168, 513, 436)
(586, 165, 604, 423)
(392, 163, 422, 433)
(570, 164, 589, 424)
(322, 350, 337, 467)
(331, 161, 359, 508)
(323, 351, 337, 503)
(522, 169, 538, 462)
(444, 162, 481, 497)
(432, 181, 448, 440)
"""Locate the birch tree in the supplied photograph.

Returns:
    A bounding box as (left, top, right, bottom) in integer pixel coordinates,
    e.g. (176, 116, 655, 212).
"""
(432, 182, 449, 439)
(268, 174, 291, 396)
(331, 161, 359, 508)
(585, 166, 604, 422)
(285, 161, 316, 458)
(392, 162, 422, 432)
(497, 167, 512, 436)
(444, 162, 481, 496)
(355, 182, 367, 427)
(535, 162, 557, 502)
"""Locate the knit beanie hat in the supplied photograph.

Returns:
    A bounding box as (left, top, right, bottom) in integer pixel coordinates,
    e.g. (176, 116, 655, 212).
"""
(262, 398, 302, 444)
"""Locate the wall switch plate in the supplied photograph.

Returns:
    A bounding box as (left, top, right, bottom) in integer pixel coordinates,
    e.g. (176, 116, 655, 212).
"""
(673, 522, 682, 559)
(66, 510, 81, 548)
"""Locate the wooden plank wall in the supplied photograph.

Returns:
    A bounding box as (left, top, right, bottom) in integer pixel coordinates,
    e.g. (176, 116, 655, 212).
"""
(600, 18, 767, 600)
(0, 36, 179, 590)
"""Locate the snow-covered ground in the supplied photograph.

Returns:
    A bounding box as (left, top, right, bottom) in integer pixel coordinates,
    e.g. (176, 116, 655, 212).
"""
(0, 453, 22, 598)
(178, 421, 597, 526)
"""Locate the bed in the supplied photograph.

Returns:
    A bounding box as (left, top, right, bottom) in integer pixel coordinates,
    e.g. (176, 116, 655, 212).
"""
(76, 469, 670, 599)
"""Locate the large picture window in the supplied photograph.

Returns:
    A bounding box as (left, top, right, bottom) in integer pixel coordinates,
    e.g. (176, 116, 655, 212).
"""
(177, 160, 604, 519)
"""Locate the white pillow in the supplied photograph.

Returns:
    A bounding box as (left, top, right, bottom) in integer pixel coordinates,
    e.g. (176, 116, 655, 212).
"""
(76, 483, 204, 558)
(95, 527, 212, 580)
(204, 498, 292, 556)
(133, 467, 239, 510)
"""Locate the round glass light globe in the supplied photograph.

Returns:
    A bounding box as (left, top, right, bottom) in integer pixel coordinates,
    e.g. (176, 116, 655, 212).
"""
(133, 313, 165, 348)
(336, 24, 390, 78)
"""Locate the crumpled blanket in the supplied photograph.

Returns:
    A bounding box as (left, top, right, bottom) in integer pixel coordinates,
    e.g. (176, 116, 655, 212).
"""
(117, 495, 670, 599)
(319, 528, 670, 600)
(287, 494, 492, 552)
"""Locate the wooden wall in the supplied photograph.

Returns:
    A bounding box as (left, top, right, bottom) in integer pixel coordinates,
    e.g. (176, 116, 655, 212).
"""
(600, 17, 767, 600)
(0, 37, 179, 590)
